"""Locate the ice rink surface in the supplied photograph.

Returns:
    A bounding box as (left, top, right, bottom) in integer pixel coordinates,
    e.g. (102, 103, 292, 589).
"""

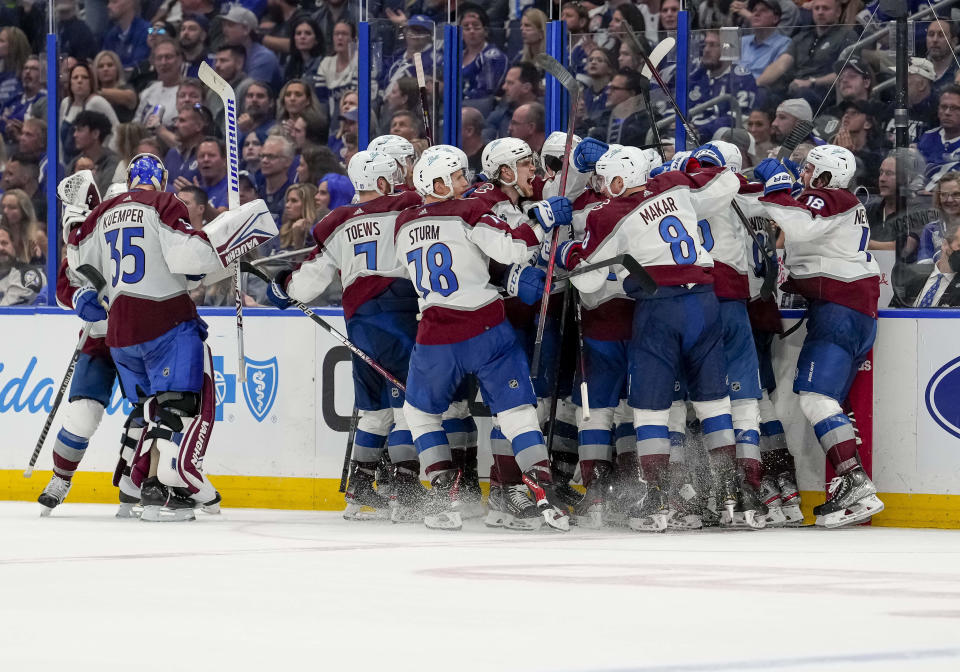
(2, 503, 960, 671)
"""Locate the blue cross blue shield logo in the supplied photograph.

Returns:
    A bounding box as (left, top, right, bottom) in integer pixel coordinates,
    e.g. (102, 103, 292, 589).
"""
(926, 355, 960, 439)
(243, 357, 278, 422)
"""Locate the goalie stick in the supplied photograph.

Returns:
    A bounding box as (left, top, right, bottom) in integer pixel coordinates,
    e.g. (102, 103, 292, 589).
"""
(25, 264, 107, 477)
(199, 62, 247, 383)
(241, 262, 407, 391)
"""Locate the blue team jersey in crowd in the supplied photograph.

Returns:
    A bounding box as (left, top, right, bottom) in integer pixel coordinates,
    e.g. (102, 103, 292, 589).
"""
(204, 176, 229, 211)
(918, 127, 960, 187)
(688, 64, 759, 138)
(462, 43, 509, 100)
(101, 16, 151, 69)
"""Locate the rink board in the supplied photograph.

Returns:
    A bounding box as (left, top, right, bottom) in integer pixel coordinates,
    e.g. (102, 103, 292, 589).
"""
(1, 306, 960, 528)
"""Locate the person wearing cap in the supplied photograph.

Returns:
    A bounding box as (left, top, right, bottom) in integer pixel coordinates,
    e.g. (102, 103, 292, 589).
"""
(771, 98, 823, 147)
(381, 14, 438, 94)
(221, 4, 283, 94)
(883, 57, 938, 143)
(180, 14, 214, 80)
(738, 0, 791, 80)
(756, 0, 857, 104)
(329, 106, 358, 158)
(688, 29, 760, 139)
(713, 126, 757, 170)
(918, 85, 960, 190)
(926, 19, 960, 98)
(101, 0, 151, 69)
(830, 99, 885, 189)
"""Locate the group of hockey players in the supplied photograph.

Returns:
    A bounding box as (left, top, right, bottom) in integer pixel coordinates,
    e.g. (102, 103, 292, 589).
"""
(40, 124, 886, 532)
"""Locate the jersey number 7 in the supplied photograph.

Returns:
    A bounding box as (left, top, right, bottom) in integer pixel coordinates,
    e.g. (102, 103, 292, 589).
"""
(406, 243, 459, 298)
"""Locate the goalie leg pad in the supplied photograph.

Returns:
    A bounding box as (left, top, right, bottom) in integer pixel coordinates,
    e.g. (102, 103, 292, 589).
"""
(113, 403, 145, 487)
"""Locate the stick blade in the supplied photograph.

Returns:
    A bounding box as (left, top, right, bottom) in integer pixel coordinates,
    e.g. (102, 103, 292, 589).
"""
(777, 120, 815, 161)
(640, 37, 676, 79)
(197, 61, 234, 98)
(239, 260, 268, 282)
(621, 255, 658, 294)
(534, 53, 579, 95)
(76, 264, 107, 292)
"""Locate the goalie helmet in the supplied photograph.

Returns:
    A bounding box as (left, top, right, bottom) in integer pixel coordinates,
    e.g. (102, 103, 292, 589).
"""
(804, 144, 856, 189)
(698, 140, 742, 174)
(481, 137, 534, 187)
(347, 150, 397, 195)
(541, 131, 582, 174)
(594, 145, 649, 197)
(413, 152, 462, 199)
(127, 153, 168, 191)
(367, 134, 415, 183)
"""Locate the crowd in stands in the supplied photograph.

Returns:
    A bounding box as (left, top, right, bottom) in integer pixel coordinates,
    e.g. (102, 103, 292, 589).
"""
(0, 0, 958, 307)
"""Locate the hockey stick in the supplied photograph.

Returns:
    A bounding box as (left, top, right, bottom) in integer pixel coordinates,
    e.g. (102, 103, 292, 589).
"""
(531, 53, 580, 378)
(241, 262, 406, 391)
(25, 264, 107, 478)
(339, 405, 360, 492)
(573, 291, 590, 421)
(555, 253, 656, 290)
(625, 33, 674, 160)
(199, 62, 247, 383)
(413, 52, 434, 147)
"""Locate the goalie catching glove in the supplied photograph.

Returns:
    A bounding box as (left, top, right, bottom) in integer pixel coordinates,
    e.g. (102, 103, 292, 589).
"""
(202, 199, 278, 267)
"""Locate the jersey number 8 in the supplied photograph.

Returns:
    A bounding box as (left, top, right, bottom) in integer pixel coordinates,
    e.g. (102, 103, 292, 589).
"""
(659, 216, 696, 265)
(406, 243, 459, 298)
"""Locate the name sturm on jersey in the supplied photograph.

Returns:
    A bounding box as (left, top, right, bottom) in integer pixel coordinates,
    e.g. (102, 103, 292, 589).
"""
(99, 206, 145, 228)
(345, 220, 381, 241)
(408, 224, 440, 244)
(638, 196, 679, 226)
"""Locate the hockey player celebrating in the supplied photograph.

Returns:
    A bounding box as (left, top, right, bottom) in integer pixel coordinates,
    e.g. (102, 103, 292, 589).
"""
(68, 154, 275, 521)
(556, 144, 744, 532)
(754, 145, 884, 528)
(368, 134, 417, 191)
(395, 151, 571, 531)
(267, 150, 424, 522)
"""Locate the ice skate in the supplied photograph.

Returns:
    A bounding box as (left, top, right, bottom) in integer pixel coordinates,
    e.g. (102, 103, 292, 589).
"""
(38, 475, 71, 516)
(814, 467, 884, 529)
(666, 482, 703, 530)
(777, 471, 805, 525)
(391, 468, 426, 524)
(423, 470, 462, 531)
(574, 463, 613, 529)
(713, 461, 739, 527)
(722, 476, 767, 530)
(375, 454, 395, 504)
(759, 475, 788, 526)
(195, 490, 222, 515)
(484, 483, 508, 527)
(628, 483, 668, 532)
(140, 478, 196, 522)
(459, 466, 485, 519)
(606, 468, 642, 527)
(521, 469, 570, 531)
(343, 467, 391, 521)
(502, 484, 543, 531)
(116, 490, 142, 519)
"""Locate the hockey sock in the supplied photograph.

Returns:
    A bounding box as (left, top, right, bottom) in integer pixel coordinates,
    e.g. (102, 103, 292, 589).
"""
(404, 403, 454, 479)
(52, 399, 105, 481)
(732, 399, 762, 488)
(578, 405, 615, 489)
(758, 391, 788, 453)
(799, 392, 859, 475)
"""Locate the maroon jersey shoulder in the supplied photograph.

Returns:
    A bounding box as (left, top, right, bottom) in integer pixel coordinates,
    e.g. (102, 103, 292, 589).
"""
(573, 189, 604, 210)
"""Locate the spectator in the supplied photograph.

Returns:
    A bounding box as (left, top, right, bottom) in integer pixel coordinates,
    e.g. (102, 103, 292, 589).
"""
(209, 45, 254, 121)
(509, 102, 546, 153)
(747, 107, 775, 157)
(290, 109, 329, 152)
(277, 79, 325, 136)
(738, 0, 790, 80)
(221, 4, 283, 93)
(133, 136, 166, 160)
(238, 81, 278, 145)
(866, 154, 900, 250)
(380, 77, 419, 135)
(771, 98, 821, 147)
(1, 154, 44, 222)
(242, 131, 262, 173)
(582, 48, 615, 123)
(314, 21, 358, 131)
(388, 109, 426, 153)
(169, 0, 221, 48)
(70, 110, 119, 197)
(824, 58, 875, 121)
(918, 173, 960, 263)
(757, 0, 857, 106)
(486, 63, 542, 138)
(101, 0, 151, 69)
(461, 4, 509, 104)
(314, 172, 354, 215)
(0, 223, 43, 306)
(919, 85, 960, 190)
(608, 4, 652, 53)
(655, 0, 681, 39)
(689, 30, 759, 138)
(515, 8, 547, 66)
(180, 14, 213, 79)
(94, 50, 139, 123)
(0, 188, 41, 264)
(153, 78, 208, 152)
(894, 224, 960, 308)
(886, 57, 938, 144)
(53, 1, 94, 64)
(238, 170, 258, 204)
(830, 100, 886, 189)
(925, 19, 959, 98)
(167, 103, 213, 191)
(618, 33, 645, 73)
(59, 63, 120, 165)
(257, 134, 296, 226)
(0, 56, 45, 147)
(0, 27, 31, 107)
(561, 1, 593, 75)
(593, 68, 651, 147)
(341, 131, 359, 167)
(285, 17, 326, 83)
(382, 15, 437, 93)
(312, 0, 359, 54)
(461, 106, 485, 178)
(127, 20, 176, 92)
(195, 136, 229, 211)
(134, 37, 183, 129)
(110, 121, 151, 183)
(331, 107, 359, 156)
(713, 127, 757, 171)
(296, 144, 344, 184)
(278, 182, 319, 251)
(177, 184, 209, 229)
(261, 0, 307, 57)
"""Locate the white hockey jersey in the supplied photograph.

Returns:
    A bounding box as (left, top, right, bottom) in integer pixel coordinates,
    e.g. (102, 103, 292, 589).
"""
(760, 187, 880, 317)
(68, 189, 222, 346)
(394, 197, 544, 345)
(286, 190, 421, 317)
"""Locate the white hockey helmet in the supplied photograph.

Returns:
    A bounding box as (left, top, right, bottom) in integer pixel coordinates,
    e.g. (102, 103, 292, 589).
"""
(420, 144, 469, 171)
(700, 140, 742, 174)
(413, 151, 463, 199)
(481, 137, 534, 186)
(641, 148, 664, 172)
(367, 134, 415, 183)
(541, 131, 582, 173)
(595, 145, 649, 197)
(347, 150, 397, 195)
(804, 144, 856, 188)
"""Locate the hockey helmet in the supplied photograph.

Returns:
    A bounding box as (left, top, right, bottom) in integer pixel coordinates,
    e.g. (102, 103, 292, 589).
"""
(804, 144, 856, 189)
(481, 137, 534, 187)
(127, 153, 168, 191)
(541, 131, 582, 175)
(697, 140, 742, 174)
(367, 134, 415, 183)
(594, 145, 649, 197)
(420, 144, 469, 171)
(641, 148, 664, 172)
(413, 151, 463, 199)
(348, 150, 397, 195)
